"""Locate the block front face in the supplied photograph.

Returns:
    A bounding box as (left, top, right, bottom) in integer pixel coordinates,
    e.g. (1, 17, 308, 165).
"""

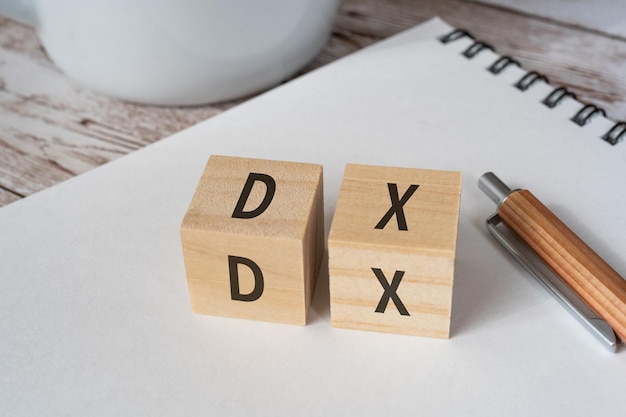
(328, 164, 462, 338)
(180, 155, 324, 325)
(183, 230, 307, 324)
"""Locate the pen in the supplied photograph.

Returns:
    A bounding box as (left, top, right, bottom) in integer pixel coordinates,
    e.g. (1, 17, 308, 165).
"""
(479, 172, 626, 350)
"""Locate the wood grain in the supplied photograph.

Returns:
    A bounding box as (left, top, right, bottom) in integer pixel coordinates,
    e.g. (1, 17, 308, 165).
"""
(328, 164, 462, 338)
(180, 156, 325, 325)
(1, 0, 625, 207)
(499, 190, 626, 342)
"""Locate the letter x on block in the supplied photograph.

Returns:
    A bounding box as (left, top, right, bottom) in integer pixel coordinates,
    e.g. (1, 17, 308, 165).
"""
(328, 164, 462, 338)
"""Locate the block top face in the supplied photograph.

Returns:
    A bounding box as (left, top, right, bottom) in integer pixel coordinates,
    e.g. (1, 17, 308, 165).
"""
(181, 155, 323, 240)
(329, 164, 462, 255)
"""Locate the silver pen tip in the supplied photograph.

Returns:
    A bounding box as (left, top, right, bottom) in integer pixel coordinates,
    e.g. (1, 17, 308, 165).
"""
(479, 172, 513, 206)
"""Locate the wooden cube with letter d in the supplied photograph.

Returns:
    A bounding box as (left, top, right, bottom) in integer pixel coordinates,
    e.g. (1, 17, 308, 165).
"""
(180, 155, 324, 325)
(328, 164, 461, 338)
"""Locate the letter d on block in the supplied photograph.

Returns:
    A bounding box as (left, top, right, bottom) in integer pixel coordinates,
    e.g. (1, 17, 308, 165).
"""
(180, 155, 325, 325)
(228, 255, 264, 302)
(232, 173, 276, 219)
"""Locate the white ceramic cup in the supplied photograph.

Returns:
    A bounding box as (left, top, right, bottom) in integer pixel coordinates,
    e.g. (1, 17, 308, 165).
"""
(0, 0, 339, 105)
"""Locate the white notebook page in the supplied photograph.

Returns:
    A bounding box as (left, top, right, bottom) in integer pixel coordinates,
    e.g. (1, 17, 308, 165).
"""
(1, 17, 624, 416)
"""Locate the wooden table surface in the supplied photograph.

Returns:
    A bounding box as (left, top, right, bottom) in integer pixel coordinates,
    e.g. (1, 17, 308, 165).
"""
(1, 0, 625, 208)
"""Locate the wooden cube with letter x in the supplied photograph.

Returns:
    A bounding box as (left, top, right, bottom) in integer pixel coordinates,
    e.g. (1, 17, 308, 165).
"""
(328, 164, 462, 338)
(180, 155, 324, 325)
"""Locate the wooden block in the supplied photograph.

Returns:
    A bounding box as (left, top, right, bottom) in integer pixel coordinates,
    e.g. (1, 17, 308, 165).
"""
(180, 155, 324, 325)
(328, 164, 462, 338)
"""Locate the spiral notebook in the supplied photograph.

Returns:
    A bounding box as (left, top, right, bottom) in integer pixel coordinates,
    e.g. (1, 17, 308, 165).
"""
(1, 17, 625, 417)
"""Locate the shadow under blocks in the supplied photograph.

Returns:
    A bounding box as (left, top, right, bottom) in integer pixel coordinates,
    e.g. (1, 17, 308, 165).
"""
(180, 156, 462, 337)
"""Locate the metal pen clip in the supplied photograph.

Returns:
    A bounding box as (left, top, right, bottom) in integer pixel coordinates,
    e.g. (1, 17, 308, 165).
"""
(486, 213, 620, 352)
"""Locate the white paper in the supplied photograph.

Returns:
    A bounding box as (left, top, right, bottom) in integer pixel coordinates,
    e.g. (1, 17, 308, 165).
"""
(1, 18, 625, 416)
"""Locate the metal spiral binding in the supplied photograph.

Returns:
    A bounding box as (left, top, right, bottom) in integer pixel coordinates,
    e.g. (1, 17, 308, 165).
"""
(602, 122, 626, 145)
(488, 56, 521, 74)
(438, 27, 624, 146)
(438, 29, 473, 44)
(542, 87, 577, 108)
(515, 71, 548, 91)
(462, 41, 495, 58)
(571, 104, 606, 126)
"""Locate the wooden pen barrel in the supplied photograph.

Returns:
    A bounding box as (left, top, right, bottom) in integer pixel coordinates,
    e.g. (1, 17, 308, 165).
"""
(499, 189, 626, 342)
